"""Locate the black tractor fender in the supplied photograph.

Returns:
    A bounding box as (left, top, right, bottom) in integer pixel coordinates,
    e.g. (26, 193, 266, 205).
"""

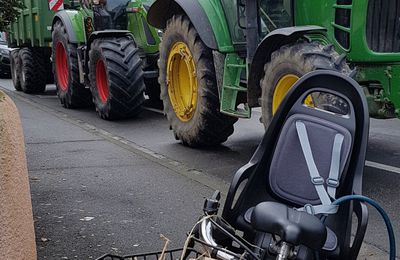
(147, 0, 218, 50)
(247, 26, 327, 107)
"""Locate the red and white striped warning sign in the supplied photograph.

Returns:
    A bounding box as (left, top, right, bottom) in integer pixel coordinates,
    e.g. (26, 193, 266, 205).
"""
(48, 0, 64, 11)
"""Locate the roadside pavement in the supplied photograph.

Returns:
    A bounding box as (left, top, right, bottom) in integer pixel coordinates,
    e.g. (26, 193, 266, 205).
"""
(14, 95, 217, 259)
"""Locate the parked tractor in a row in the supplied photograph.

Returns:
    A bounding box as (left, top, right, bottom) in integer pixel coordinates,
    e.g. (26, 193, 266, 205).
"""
(7, 0, 400, 147)
(8, 0, 160, 119)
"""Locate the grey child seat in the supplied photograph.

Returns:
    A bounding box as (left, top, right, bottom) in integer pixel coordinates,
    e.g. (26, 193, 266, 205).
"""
(221, 71, 370, 259)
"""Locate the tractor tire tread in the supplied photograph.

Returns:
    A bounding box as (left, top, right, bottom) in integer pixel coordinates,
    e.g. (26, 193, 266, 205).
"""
(10, 49, 22, 91)
(19, 48, 46, 93)
(52, 20, 91, 108)
(89, 36, 145, 120)
(159, 14, 236, 147)
(260, 41, 351, 128)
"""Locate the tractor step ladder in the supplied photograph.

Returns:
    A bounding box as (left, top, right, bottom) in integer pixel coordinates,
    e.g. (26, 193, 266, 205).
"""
(220, 53, 251, 118)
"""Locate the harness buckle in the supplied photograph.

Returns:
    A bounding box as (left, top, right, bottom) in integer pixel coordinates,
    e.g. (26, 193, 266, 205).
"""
(311, 176, 324, 185)
(326, 178, 339, 188)
(304, 204, 315, 215)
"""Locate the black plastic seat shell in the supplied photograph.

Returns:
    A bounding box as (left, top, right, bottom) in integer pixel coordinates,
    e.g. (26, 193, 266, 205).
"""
(221, 71, 370, 260)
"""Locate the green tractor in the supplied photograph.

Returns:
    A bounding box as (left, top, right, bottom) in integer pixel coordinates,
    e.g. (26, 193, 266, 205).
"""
(52, 0, 161, 119)
(147, 0, 400, 147)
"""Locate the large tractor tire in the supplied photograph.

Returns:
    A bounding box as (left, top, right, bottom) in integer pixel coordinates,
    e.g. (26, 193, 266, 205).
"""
(159, 14, 237, 147)
(19, 48, 46, 94)
(52, 20, 91, 108)
(89, 37, 145, 120)
(260, 42, 351, 128)
(10, 50, 22, 91)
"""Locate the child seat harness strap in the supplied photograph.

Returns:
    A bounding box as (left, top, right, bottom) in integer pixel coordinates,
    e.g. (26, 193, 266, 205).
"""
(295, 121, 343, 215)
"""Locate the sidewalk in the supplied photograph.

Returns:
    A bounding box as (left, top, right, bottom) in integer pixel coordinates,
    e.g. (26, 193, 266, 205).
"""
(13, 96, 214, 259)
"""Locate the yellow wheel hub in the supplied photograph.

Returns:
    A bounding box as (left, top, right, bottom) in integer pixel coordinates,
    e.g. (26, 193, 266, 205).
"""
(167, 42, 198, 122)
(272, 74, 314, 114)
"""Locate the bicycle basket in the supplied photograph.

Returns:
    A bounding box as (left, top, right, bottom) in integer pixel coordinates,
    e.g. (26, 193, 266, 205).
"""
(96, 247, 202, 260)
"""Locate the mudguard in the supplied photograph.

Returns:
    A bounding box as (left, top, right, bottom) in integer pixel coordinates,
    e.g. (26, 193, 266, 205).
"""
(147, 0, 219, 50)
(247, 26, 327, 107)
(87, 30, 133, 49)
(53, 10, 86, 44)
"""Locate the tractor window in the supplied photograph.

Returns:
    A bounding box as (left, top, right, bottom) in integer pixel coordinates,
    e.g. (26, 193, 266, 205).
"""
(104, 0, 130, 13)
(92, 0, 130, 30)
(259, 0, 292, 36)
(221, 0, 246, 45)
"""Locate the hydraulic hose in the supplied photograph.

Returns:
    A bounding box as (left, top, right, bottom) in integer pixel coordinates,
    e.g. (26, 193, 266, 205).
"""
(333, 195, 396, 260)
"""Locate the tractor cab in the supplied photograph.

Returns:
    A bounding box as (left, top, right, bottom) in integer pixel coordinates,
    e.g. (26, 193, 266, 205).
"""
(221, 0, 293, 52)
(90, 0, 130, 31)
(258, 0, 293, 35)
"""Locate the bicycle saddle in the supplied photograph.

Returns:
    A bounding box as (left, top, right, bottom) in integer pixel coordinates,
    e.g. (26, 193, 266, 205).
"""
(250, 202, 327, 250)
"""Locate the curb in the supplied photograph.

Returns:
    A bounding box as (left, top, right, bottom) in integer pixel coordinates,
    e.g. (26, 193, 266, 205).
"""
(0, 90, 37, 260)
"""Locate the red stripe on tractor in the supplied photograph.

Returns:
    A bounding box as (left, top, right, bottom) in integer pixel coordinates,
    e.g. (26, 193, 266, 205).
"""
(51, 0, 63, 11)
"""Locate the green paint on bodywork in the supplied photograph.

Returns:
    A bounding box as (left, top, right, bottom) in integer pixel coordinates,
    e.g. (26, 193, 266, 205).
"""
(59, 1, 160, 55)
(198, 0, 234, 52)
(295, 0, 400, 118)
(220, 53, 251, 118)
(127, 1, 160, 54)
(295, 0, 340, 51)
(59, 9, 87, 43)
(296, 0, 400, 63)
(342, 1, 400, 63)
(8, 0, 56, 47)
(158, 0, 400, 119)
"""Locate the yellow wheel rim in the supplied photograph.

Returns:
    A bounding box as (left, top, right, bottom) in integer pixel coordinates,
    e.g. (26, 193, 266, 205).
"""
(272, 74, 314, 114)
(167, 42, 198, 122)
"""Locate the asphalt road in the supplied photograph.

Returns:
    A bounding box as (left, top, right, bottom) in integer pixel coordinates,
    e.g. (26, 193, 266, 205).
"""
(1, 79, 399, 259)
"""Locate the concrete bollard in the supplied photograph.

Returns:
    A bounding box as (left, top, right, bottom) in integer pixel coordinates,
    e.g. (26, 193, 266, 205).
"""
(0, 91, 37, 260)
